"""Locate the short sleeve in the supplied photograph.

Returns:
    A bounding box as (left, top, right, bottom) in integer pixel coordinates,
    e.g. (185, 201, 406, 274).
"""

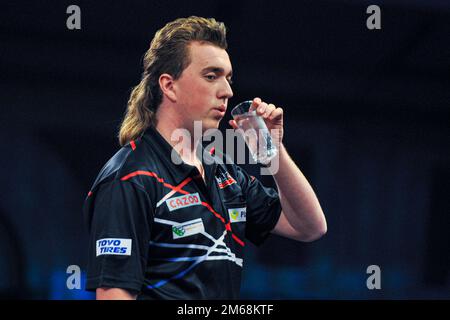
(235, 166, 282, 246)
(84, 179, 153, 293)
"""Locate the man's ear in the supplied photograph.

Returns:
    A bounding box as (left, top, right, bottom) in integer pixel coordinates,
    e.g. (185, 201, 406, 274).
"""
(159, 73, 177, 102)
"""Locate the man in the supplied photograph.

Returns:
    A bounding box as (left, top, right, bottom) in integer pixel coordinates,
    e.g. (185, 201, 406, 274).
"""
(84, 16, 326, 300)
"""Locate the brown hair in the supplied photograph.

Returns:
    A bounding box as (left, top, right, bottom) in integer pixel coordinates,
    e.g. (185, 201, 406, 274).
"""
(118, 16, 228, 146)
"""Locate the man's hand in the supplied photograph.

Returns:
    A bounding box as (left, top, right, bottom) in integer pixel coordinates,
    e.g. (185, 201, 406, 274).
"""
(228, 97, 284, 148)
(96, 287, 137, 300)
(229, 98, 326, 242)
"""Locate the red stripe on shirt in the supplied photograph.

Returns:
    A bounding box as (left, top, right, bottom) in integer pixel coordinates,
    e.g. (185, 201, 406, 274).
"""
(121, 170, 244, 247)
(218, 178, 237, 189)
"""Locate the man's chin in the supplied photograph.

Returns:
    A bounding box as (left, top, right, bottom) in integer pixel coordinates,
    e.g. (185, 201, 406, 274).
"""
(189, 118, 221, 134)
(204, 118, 221, 131)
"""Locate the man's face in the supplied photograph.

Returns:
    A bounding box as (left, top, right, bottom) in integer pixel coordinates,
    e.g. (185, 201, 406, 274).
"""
(173, 41, 234, 131)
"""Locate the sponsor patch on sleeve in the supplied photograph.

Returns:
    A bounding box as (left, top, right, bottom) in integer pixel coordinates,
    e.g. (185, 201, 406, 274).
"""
(215, 171, 237, 189)
(96, 238, 132, 256)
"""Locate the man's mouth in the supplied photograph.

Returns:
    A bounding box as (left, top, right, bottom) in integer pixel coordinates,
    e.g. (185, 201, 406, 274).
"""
(215, 105, 227, 112)
(212, 105, 227, 117)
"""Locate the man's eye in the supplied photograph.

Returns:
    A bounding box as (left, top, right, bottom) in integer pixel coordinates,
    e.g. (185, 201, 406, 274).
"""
(227, 79, 233, 85)
(206, 75, 216, 80)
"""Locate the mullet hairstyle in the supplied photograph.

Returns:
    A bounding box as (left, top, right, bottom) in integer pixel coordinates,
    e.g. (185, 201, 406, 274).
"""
(118, 16, 228, 146)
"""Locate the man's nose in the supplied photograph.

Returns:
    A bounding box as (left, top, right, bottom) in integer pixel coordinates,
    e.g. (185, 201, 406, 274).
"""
(218, 79, 233, 100)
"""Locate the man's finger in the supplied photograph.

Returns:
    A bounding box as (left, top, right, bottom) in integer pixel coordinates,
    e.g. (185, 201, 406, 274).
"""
(249, 97, 262, 111)
(256, 102, 268, 116)
(264, 104, 276, 117)
(268, 107, 283, 120)
(229, 119, 238, 129)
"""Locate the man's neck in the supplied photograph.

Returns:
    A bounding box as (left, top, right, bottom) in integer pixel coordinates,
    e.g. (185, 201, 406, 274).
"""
(155, 112, 202, 168)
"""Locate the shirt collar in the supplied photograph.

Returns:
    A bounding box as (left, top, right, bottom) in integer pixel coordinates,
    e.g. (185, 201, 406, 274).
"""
(142, 126, 218, 185)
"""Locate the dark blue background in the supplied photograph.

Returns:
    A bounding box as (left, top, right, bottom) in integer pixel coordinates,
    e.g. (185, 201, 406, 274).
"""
(1, 0, 449, 299)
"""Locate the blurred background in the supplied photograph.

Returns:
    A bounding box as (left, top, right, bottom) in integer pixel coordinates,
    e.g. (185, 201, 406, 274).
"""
(1, 0, 449, 299)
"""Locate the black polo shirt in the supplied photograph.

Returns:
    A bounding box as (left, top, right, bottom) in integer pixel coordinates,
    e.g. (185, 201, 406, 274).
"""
(83, 126, 282, 299)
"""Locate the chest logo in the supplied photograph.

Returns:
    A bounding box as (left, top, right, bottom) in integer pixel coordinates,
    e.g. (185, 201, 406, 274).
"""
(166, 193, 201, 212)
(172, 218, 205, 239)
(228, 207, 246, 223)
